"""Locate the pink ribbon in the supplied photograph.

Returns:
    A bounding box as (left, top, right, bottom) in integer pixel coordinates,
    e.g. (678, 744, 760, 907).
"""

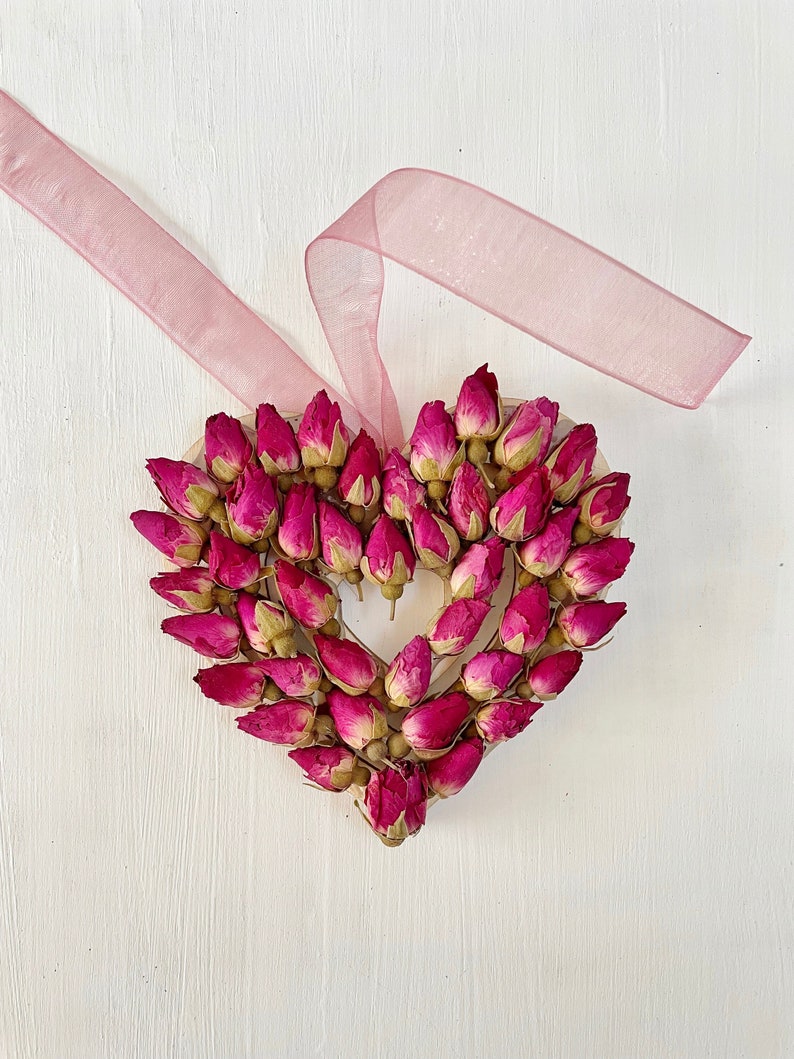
(0, 91, 749, 449)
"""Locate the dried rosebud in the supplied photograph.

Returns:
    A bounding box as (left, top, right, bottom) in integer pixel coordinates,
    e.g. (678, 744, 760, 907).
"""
(204, 413, 252, 483)
(382, 449, 426, 520)
(150, 569, 216, 612)
(447, 462, 491, 541)
(194, 660, 269, 707)
(226, 464, 279, 545)
(131, 510, 209, 568)
(236, 591, 296, 657)
(499, 583, 550, 654)
(424, 737, 484, 797)
(490, 466, 553, 541)
(161, 612, 241, 659)
(258, 654, 322, 697)
(461, 650, 523, 701)
(493, 397, 559, 472)
(360, 516, 416, 595)
(338, 429, 381, 508)
(362, 759, 428, 845)
(454, 364, 502, 440)
(384, 635, 433, 709)
(208, 531, 261, 590)
(426, 599, 491, 656)
(476, 698, 542, 742)
(402, 691, 471, 757)
(318, 501, 363, 575)
(525, 650, 583, 700)
(515, 506, 579, 577)
(287, 746, 358, 791)
(255, 402, 301, 475)
(576, 472, 631, 536)
(327, 690, 388, 749)
(145, 458, 220, 521)
(559, 537, 634, 598)
(556, 600, 626, 648)
(315, 634, 378, 696)
(277, 482, 319, 561)
(273, 559, 338, 630)
(409, 401, 465, 483)
(449, 537, 505, 601)
(237, 701, 316, 747)
(544, 422, 598, 504)
(297, 390, 349, 469)
(410, 505, 460, 573)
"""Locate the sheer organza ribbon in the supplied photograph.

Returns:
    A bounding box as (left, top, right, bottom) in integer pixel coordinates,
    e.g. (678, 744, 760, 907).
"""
(0, 90, 749, 449)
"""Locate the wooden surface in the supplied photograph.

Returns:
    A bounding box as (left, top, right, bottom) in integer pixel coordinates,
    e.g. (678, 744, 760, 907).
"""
(1, 3, 791, 1057)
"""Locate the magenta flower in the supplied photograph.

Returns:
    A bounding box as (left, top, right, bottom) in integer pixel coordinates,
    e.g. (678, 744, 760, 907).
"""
(447, 462, 491, 541)
(424, 737, 484, 797)
(236, 591, 296, 656)
(515, 506, 579, 577)
(544, 422, 598, 504)
(150, 569, 215, 613)
(276, 482, 319, 562)
(273, 559, 338, 630)
(454, 364, 502, 439)
(194, 660, 269, 707)
(327, 690, 388, 749)
(557, 600, 627, 647)
(318, 501, 363, 575)
(226, 464, 279, 545)
(204, 412, 252, 483)
(499, 583, 550, 654)
(576, 472, 631, 536)
(476, 698, 542, 742)
(287, 746, 358, 791)
(208, 531, 261, 590)
(338, 429, 381, 508)
(146, 457, 220, 521)
(315, 634, 378, 695)
(410, 505, 460, 573)
(297, 390, 349, 468)
(255, 402, 301, 475)
(449, 537, 505, 601)
(161, 612, 240, 659)
(237, 701, 316, 747)
(408, 401, 465, 483)
(402, 692, 471, 756)
(382, 449, 426, 520)
(490, 466, 553, 541)
(131, 510, 208, 567)
(493, 397, 559, 471)
(384, 635, 433, 709)
(525, 650, 583, 700)
(360, 516, 416, 590)
(461, 650, 523, 701)
(560, 537, 634, 598)
(362, 759, 428, 845)
(426, 599, 491, 656)
(258, 654, 322, 697)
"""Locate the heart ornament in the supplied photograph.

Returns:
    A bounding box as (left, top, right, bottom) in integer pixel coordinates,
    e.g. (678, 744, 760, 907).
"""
(132, 365, 632, 846)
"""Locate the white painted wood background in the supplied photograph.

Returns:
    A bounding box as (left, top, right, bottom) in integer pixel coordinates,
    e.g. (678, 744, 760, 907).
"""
(1, 3, 791, 1057)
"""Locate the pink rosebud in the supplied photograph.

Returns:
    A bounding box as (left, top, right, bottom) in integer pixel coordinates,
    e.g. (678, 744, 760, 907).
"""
(145, 458, 220, 520)
(161, 612, 240, 659)
(424, 737, 484, 797)
(409, 401, 465, 483)
(237, 701, 316, 747)
(327, 690, 388, 749)
(255, 402, 301, 475)
(410, 505, 460, 573)
(150, 569, 215, 612)
(381, 449, 426, 520)
(360, 516, 416, 589)
(208, 531, 261, 590)
(449, 537, 505, 601)
(318, 501, 363, 575)
(499, 583, 550, 654)
(559, 537, 634, 598)
(315, 635, 378, 695)
(454, 364, 502, 440)
(576, 472, 631, 536)
(447, 462, 491, 541)
(226, 464, 279, 545)
(236, 591, 296, 656)
(204, 412, 253, 483)
(194, 660, 268, 707)
(526, 650, 583, 700)
(277, 482, 319, 561)
(384, 635, 433, 709)
(490, 466, 553, 541)
(493, 397, 559, 471)
(515, 506, 579, 577)
(402, 691, 471, 756)
(297, 390, 350, 468)
(362, 759, 428, 845)
(274, 559, 338, 630)
(426, 599, 491, 656)
(258, 654, 322, 697)
(287, 746, 358, 791)
(461, 650, 524, 701)
(338, 429, 381, 508)
(556, 600, 627, 648)
(131, 510, 209, 567)
(544, 422, 598, 504)
(476, 698, 542, 742)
